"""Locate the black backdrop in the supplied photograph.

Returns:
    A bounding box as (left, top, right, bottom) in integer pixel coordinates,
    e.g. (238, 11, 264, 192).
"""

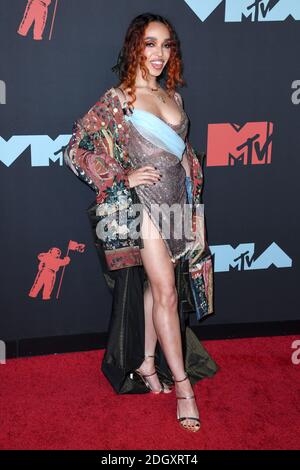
(0, 0, 299, 350)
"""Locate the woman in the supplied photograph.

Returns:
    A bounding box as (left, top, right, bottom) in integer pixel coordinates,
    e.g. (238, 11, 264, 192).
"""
(64, 13, 218, 433)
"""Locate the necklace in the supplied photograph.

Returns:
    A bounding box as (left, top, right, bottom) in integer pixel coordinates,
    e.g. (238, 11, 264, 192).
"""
(135, 84, 167, 104)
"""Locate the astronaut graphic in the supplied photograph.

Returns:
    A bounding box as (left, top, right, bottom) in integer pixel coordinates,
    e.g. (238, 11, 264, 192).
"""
(29, 241, 85, 300)
(17, 0, 52, 41)
(28, 247, 70, 300)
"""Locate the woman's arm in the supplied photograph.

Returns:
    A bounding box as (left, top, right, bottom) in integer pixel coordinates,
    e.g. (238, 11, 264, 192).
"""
(64, 106, 131, 204)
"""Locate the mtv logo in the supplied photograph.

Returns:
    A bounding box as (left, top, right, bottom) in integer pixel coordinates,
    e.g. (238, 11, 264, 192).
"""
(0, 135, 71, 167)
(210, 242, 292, 272)
(207, 122, 273, 167)
(184, 0, 300, 23)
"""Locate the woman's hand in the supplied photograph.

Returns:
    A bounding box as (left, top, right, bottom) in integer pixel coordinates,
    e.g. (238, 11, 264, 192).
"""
(127, 165, 161, 188)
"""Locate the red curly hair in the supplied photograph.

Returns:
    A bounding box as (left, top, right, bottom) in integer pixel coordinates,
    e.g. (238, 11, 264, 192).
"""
(111, 12, 186, 107)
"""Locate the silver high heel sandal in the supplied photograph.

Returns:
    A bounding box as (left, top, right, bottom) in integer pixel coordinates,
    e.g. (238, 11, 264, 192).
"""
(134, 354, 172, 394)
(173, 372, 201, 432)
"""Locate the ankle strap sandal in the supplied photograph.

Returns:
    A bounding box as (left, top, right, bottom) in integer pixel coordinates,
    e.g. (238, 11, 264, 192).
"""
(173, 372, 201, 432)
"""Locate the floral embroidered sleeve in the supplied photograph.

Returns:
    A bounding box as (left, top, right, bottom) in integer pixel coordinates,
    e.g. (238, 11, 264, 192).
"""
(64, 105, 131, 204)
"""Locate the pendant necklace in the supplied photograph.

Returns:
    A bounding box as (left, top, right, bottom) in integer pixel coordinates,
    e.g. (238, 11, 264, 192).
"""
(151, 87, 167, 104)
(136, 85, 167, 104)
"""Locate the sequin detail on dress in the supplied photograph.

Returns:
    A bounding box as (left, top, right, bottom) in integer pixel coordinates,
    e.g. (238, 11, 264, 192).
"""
(121, 92, 195, 262)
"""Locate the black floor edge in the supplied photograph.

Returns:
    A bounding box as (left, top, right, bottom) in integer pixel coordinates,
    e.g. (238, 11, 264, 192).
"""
(3, 320, 300, 359)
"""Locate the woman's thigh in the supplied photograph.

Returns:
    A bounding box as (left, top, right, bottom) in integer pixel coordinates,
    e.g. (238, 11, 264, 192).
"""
(140, 208, 178, 299)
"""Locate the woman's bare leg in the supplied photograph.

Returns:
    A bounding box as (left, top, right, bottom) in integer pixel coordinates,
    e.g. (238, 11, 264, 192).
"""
(138, 208, 199, 426)
(136, 281, 163, 392)
(144, 282, 157, 356)
(137, 264, 178, 392)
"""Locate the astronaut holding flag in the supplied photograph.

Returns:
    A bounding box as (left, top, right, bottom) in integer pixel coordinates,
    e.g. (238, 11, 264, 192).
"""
(28, 240, 85, 300)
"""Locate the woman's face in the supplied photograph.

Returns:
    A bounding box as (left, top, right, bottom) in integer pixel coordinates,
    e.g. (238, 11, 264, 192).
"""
(142, 21, 172, 77)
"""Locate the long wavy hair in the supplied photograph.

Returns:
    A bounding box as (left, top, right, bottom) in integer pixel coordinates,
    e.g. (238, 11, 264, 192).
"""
(111, 12, 186, 107)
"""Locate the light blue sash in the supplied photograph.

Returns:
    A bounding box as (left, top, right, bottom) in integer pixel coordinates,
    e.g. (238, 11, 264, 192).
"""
(185, 175, 193, 204)
(124, 108, 186, 161)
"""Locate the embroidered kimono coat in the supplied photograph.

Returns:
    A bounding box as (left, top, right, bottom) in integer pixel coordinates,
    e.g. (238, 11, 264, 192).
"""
(63, 86, 218, 394)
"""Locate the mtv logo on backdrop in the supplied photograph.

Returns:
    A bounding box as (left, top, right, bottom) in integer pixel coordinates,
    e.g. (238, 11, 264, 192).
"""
(0, 135, 70, 167)
(184, 0, 300, 22)
(206, 122, 273, 167)
(210, 242, 292, 272)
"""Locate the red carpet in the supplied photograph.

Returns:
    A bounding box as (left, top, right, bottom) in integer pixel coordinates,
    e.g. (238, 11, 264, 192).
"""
(0, 335, 299, 450)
